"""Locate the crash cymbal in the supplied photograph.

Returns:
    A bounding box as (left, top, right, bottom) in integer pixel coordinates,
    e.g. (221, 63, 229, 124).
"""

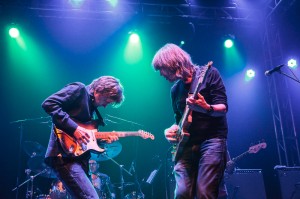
(27, 156, 56, 178)
(90, 141, 122, 161)
(23, 141, 46, 157)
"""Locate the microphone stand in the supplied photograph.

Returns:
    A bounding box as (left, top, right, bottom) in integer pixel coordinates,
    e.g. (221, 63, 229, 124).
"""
(101, 154, 132, 199)
(277, 70, 300, 84)
(10, 116, 50, 199)
(12, 168, 49, 199)
(25, 169, 31, 199)
(104, 115, 145, 198)
(120, 165, 125, 199)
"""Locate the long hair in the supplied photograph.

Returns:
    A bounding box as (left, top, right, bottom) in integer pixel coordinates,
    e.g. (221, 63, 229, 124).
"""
(89, 76, 125, 108)
(152, 43, 195, 79)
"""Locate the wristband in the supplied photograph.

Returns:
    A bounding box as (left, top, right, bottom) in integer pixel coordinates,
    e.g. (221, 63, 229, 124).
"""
(207, 105, 214, 113)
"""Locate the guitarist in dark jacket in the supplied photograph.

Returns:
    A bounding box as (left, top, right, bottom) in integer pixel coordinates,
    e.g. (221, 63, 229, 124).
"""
(152, 43, 228, 199)
(42, 76, 124, 198)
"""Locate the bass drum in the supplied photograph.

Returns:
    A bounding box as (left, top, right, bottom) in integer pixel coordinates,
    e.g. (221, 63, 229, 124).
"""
(124, 191, 144, 199)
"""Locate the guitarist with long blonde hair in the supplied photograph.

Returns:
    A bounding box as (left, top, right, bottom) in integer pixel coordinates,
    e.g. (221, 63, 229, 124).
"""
(152, 43, 228, 199)
(42, 76, 125, 198)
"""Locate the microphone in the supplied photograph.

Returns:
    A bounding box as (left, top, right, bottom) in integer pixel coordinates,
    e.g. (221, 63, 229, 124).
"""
(265, 64, 284, 76)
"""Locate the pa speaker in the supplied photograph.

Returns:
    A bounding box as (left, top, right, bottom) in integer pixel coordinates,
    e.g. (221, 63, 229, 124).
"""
(224, 169, 267, 199)
(275, 166, 300, 199)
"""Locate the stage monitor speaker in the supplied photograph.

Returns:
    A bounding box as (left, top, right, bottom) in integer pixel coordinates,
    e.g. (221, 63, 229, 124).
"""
(274, 166, 300, 199)
(224, 169, 267, 199)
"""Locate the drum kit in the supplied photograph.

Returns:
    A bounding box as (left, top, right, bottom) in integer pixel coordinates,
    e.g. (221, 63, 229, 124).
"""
(17, 140, 143, 199)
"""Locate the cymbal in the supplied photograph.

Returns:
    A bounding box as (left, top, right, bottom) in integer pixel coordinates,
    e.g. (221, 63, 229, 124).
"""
(113, 182, 134, 188)
(90, 141, 122, 161)
(27, 156, 56, 178)
(23, 141, 46, 157)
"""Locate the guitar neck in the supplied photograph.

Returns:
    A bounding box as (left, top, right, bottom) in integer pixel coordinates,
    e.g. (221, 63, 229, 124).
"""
(95, 131, 140, 139)
(179, 66, 210, 127)
(231, 151, 249, 162)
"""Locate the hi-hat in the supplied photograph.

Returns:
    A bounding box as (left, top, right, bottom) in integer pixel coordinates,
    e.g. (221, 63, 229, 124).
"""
(90, 141, 122, 161)
(27, 156, 56, 178)
(23, 141, 46, 157)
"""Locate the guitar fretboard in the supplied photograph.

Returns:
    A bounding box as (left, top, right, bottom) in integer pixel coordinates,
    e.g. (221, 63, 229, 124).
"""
(95, 132, 140, 139)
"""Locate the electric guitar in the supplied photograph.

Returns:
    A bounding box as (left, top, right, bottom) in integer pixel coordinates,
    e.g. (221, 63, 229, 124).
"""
(226, 141, 267, 173)
(171, 61, 213, 162)
(54, 121, 155, 157)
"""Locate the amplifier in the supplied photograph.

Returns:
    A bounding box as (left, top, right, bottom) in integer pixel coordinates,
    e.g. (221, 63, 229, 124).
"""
(224, 169, 267, 199)
(274, 166, 300, 199)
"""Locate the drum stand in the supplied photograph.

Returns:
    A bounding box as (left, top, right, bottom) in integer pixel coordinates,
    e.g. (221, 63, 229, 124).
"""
(131, 161, 145, 199)
(10, 116, 50, 199)
(106, 156, 132, 199)
(12, 168, 49, 199)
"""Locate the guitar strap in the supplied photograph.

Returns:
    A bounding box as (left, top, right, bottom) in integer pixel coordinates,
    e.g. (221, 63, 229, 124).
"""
(94, 108, 106, 127)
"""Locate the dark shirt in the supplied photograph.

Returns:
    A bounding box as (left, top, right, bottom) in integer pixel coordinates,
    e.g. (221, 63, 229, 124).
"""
(91, 172, 115, 198)
(171, 66, 228, 145)
(42, 82, 96, 158)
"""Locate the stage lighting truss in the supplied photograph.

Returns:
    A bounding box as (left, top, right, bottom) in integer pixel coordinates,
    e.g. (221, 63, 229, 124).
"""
(2, 0, 266, 24)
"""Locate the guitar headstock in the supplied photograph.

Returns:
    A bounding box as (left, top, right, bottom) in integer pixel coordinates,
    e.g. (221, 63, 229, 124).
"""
(206, 61, 213, 68)
(138, 130, 155, 140)
(248, 142, 267, 154)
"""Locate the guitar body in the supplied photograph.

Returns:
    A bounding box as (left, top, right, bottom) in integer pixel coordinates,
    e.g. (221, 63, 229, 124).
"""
(54, 121, 154, 157)
(171, 128, 190, 162)
(55, 121, 104, 157)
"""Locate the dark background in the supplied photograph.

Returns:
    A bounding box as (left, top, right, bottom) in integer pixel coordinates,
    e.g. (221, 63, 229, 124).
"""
(1, 1, 300, 198)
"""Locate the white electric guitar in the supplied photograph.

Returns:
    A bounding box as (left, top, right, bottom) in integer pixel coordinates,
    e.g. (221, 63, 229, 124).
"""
(54, 121, 154, 157)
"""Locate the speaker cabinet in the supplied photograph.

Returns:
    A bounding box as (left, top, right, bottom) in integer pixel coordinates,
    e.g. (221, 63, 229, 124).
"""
(275, 166, 300, 199)
(224, 169, 267, 199)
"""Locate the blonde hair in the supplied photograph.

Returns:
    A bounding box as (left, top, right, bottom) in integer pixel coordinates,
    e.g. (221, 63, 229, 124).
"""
(152, 43, 195, 79)
(89, 76, 125, 107)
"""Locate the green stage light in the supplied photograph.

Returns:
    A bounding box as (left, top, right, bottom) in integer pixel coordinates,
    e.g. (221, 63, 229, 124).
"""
(9, 27, 20, 38)
(125, 31, 143, 64)
(224, 39, 233, 48)
(129, 32, 140, 43)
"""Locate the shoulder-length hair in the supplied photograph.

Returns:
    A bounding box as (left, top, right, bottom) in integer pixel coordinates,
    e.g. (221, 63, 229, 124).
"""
(152, 43, 195, 79)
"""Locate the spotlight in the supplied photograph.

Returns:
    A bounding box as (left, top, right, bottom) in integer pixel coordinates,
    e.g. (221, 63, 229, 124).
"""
(224, 39, 233, 48)
(129, 31, 140, 43)
(287, 59, 297, 68)
(9, 27, 20, 38)
(245, 69, 255, 82)
(180, 41, 185, 46)
(224, 34, 235, 48)
(246, 69, 255, 78)
(125, 30, 142, 63)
